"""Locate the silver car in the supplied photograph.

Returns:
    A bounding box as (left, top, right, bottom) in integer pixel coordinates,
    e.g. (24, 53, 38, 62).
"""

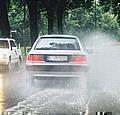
(26, 35, 89, 86)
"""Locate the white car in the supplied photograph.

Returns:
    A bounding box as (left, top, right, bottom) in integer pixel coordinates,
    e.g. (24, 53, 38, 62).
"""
(0, 38, 22, 71)
(26, 35, 89, 87)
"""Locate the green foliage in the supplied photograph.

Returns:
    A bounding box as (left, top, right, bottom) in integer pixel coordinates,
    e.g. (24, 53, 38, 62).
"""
(66, 0, 94, 10)
(37, 11, 48, 35)
(9, 0, 48, 45)
(8, 0, 120, 43)
(9, 0, 30, 46)
(64, 2, 120, 40)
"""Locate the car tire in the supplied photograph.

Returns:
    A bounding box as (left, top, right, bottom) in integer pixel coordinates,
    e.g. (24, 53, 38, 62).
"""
(14, 56, 22, 70)
(15, 57, 22, 68)
(19, 56, 22, 65)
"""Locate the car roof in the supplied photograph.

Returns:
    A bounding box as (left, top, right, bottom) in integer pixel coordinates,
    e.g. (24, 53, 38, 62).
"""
(40, 34, 78, 39)
(0, 38, 15, 41)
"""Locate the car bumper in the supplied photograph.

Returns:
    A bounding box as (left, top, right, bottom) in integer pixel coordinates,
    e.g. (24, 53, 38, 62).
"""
(26, 63, 89, 78)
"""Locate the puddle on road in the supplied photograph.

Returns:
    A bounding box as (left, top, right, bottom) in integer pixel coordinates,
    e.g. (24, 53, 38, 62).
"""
(5, 88, 88, 115)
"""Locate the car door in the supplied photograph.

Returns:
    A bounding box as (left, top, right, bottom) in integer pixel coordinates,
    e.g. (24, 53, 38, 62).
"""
(10, 40, 19, 63)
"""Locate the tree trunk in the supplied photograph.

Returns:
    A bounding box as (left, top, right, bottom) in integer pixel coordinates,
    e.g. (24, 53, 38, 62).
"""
(57, 0, 66, 34)
(0, 0, 10, 37)
(57, 8, 64, 34)
(41, 0, 57, 34)
(47, 9, 54, 34)
(26, 0, 38, 46)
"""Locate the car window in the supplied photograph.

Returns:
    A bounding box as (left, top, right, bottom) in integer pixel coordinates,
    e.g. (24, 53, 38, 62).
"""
(34, 37, 80, 50)
(10, 40, 16, 47)
(0, 40, 9, 48)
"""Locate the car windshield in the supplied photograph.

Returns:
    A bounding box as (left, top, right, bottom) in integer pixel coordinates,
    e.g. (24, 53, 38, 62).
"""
(34, 37, 80, 50)
(0, 40, 9, 48)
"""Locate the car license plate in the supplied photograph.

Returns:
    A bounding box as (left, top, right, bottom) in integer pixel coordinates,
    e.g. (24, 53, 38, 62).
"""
(47, 56, 67, 62)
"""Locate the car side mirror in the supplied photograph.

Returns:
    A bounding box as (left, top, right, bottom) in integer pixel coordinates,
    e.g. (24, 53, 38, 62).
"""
(86, 49, 94, 54)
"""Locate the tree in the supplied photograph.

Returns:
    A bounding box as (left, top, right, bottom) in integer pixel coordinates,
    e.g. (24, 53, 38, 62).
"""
(64, 2, 120, 39)
(0, 0, 10, 37)
(41, 0, 93, 34)
(99, 0, 120, 25)
(26, 0, 38, 46)
(41, 0, 55, 34)
(56, 0, 66, 34)
(8, 0, 120, 45)
(41, 0, 66, 34)
(9, 0, 30, 46)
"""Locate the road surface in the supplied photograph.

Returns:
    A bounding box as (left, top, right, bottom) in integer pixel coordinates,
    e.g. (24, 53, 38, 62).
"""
(1, 45, 120, 115)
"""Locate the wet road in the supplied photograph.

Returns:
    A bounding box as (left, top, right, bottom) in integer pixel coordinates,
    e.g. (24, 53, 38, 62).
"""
(0, 65, 39, 111)
(87, 45, 120, 115)
(1, 45, 120, 115)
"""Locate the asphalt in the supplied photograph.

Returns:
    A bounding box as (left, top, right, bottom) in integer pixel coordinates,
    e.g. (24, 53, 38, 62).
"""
(0, 45, 120, 115)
